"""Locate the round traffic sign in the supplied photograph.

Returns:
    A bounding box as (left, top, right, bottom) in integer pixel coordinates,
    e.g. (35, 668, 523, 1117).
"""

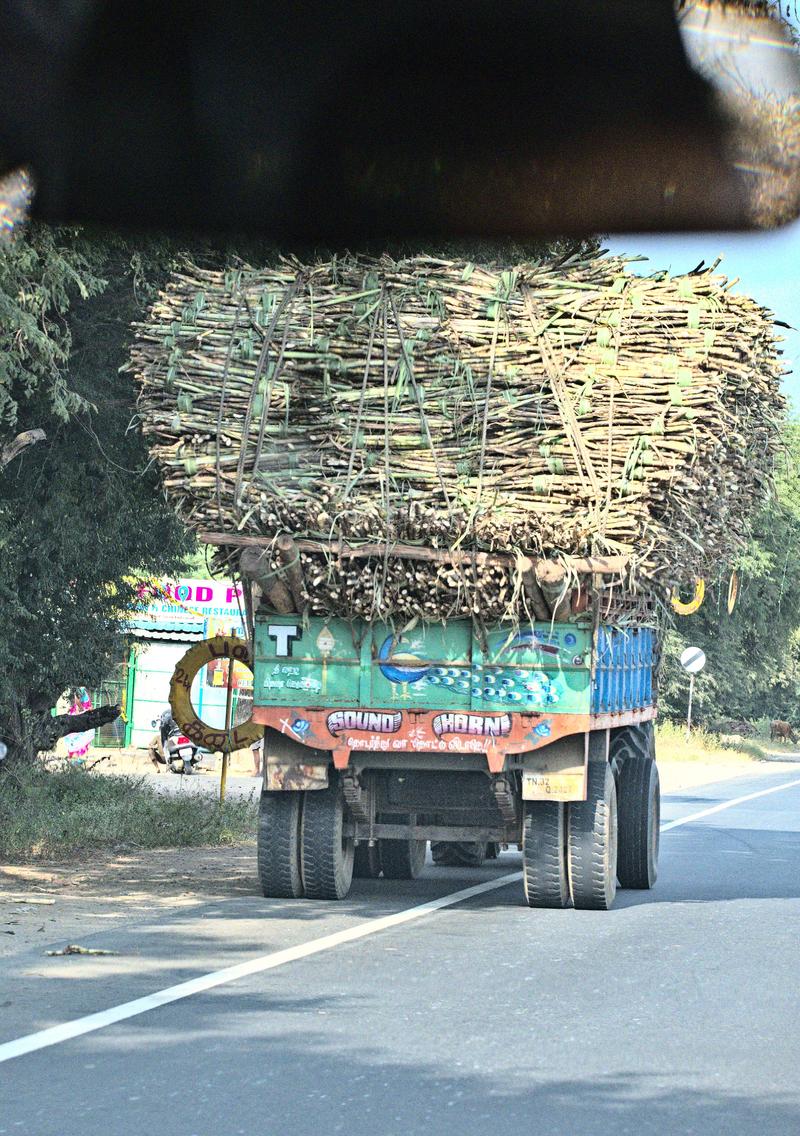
(680, 646, 706, 674)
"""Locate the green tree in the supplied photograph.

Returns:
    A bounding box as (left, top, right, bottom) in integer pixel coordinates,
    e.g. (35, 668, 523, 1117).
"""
(0, 227, 192, 760)
(0, 225, 107, 464)
(659, 418, 800, 726)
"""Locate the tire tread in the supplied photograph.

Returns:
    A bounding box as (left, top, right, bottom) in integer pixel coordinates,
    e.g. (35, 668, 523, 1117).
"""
(257, 791, 304, 898)
(301, 778, 354, 900)
(523, 801, 569, 908)
(568, 760, 618, 910)
(617, 755, 660, 889)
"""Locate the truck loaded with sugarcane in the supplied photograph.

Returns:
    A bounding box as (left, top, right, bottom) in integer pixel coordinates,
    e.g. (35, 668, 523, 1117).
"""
(129, 251, 784, 909)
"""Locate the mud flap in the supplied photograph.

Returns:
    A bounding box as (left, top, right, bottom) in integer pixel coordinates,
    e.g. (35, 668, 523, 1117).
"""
(265, 760, 329, 792)
(521, 733, 588, 802)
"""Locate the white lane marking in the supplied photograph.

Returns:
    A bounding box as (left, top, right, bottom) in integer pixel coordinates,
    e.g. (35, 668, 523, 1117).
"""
(0, 873, 522, 1065)
(660, 777, 800, 832)
(2, 774, 800, 1064)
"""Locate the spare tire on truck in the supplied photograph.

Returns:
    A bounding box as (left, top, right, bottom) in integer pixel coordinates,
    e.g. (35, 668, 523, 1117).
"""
(353, 842, 382, 879)
(353, 839, 428, 879)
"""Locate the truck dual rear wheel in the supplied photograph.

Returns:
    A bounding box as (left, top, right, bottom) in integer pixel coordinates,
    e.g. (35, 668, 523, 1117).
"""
(257, 791, 304, 899)
(522, 801, 569, 908)
(567, 760, 618, 910)
(380, 838, 427, 879)
(611, 722, 659, 889)
(353, 839, 428, 879)
(300, 775, 355, 900)
(611, 722, 654, 764)
(617, 757, 660, 889)
(353, 842, 382, 879)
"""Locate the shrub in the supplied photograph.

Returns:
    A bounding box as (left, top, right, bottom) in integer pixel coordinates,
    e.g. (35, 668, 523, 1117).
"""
(0, 761, 257, 860)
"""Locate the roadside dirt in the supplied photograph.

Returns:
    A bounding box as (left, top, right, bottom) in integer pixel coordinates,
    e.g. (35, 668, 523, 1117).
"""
(656, 758, 789, 793)
(0, 844, 259, 959)
(76, 745, 258, 779)
(2, 759, 798, 961)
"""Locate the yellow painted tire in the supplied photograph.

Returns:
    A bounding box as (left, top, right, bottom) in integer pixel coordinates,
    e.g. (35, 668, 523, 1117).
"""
(727, 571, 739, 615)
(670, 578, 705, 616)
(169, 635, 262, 752)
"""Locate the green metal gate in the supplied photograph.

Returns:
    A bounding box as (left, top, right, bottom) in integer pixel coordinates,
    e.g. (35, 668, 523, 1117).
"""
(91, 659, 130, 748)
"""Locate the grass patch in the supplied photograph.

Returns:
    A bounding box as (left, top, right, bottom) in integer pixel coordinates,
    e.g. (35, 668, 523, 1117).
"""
(0, 761, 258, 861)
(656, 720, 766, 763)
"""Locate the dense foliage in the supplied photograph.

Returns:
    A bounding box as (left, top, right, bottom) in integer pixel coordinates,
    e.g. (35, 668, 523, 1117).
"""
(660, 420, 800, 726)
(0, 226, 106, 441)
(0, 229, 192, 759)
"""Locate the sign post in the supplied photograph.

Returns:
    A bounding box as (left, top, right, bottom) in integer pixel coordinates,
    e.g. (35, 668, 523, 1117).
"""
(680, 646, 706, 739)
(220, 660, 235, 802)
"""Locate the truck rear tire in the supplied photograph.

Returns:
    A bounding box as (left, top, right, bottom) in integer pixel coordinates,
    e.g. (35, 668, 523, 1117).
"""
(610, 721, 654, 764)
(522, 800, 569, 908)
(380, 839, 427, 879)
(617, 756, 660, 889)
(257, 791, 304, 899)
(300, 777, 355, 900)
(353, 842, 382, 878)
(430, 842, 488, 868)
(567, 760, 618, 910)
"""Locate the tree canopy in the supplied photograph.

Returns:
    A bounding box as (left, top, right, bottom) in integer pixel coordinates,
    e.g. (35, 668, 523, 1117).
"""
(0, 228, 192, 758)
(0, 226, 106, 455)
(659, 420, 800, 726)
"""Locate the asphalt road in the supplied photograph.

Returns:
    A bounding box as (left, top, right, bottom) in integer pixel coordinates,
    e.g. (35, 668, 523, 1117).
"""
(2, 768, 800, 1136)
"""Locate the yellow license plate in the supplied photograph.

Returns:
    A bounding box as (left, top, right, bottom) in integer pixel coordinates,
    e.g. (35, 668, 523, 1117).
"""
(522, 770, 585, 802)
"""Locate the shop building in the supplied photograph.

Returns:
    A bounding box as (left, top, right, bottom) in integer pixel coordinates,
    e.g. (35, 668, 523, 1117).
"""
(94, 578, 251, 749)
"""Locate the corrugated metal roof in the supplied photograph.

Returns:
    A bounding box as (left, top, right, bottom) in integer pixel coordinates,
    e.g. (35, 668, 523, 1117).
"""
(127, 616, 206, 641)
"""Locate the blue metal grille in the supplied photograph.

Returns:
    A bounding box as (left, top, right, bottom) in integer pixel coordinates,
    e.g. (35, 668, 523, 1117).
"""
(591, 626, 656, 715)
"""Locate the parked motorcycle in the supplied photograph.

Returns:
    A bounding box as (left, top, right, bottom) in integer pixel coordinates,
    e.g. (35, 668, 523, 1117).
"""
(149, 710, 200, 774)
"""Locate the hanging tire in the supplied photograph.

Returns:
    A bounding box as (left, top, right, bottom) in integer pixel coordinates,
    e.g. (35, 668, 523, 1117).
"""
(300, 777, 355, 900)
(522, 800, 569, 909)
(257, 791, 304, 899)
(617, 756, 660, 889)
(430, 841, 488, 868)
(380, 839, 427, 879)
(567, 761, 618, 910)
(353, 842, 382, 879)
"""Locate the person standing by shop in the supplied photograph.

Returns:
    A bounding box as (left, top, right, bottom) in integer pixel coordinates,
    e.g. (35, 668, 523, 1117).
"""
(64, 687, 95, 763)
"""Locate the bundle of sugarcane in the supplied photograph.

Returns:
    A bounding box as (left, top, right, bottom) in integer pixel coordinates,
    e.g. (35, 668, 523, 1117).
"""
(128, 250, 785, 624)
